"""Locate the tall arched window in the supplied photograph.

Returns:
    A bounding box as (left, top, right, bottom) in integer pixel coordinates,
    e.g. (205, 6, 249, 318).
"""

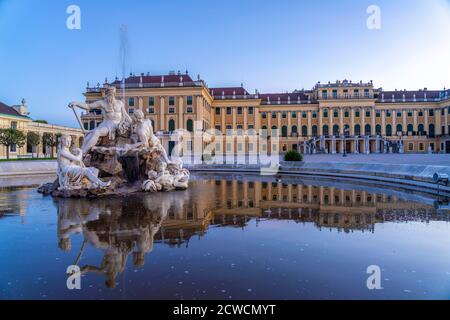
(322, 125, 329, 136)
(407, 124, 413, 133)
(429, 124, 435, 137)
(376, 124, 381, 135)
(344, 124, 350, 136)
(354, 124, 361, 136)
(271, 125, 278, 137)
(396, 124, 402, 135)
(281, 126, 288, 137)
(302, 125, 308, 137)
(168, 119, 175, 132)
(291, 125, 298, 136)
(312, 125, 318, 137)
(418, 124, 424, 135)
(386, 124, 392, 136)
(333, 125, 340, 136)
(187, 119, 193, 132)
(365, 124, 371, 136)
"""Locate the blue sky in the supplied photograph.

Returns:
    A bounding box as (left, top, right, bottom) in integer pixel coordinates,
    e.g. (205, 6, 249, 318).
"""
(0, 0, 449, 127)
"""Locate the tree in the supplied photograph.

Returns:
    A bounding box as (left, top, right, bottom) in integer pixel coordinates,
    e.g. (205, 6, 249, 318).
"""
(27, 131, 41, 158)
(0, 128, 26, 160)
(43, 132, 62, 158)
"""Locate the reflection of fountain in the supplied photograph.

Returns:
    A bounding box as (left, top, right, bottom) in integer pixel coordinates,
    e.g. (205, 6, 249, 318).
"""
(55, 189, 199, 288)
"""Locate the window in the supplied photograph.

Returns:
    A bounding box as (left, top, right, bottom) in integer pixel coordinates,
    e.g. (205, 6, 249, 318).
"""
(364, 89, 370, 98)
(282, 126, 288, 137)
(333, 110, 339, 118)
(386, 124, 392, 136)
(291, 125, 298, 135)
(355, 110, 360, 118)
(291, 112, 296, 118)
(408, 111, 413, 117)
(332, 90, 338, 99)
(343, 90, 349, 98)
(262, 112, 267, 119)
(365, 110, 371, 117)
(248, 107, 254, 115)
(429, 124, 435, 137)
(10, 121, 17, 129)
(187, 107, 193, 113)
(169, 107, 175, 114)
(418, 124, 424, 135)
(272, 112, 277, 119)
(396, 111, 402, 118)
(215, 125, 221, 132)
(168, 119, 175, 132)
(407, 124, 413, 133)
(149, 107, 154, 114)
(282, 112, 287, 119)
(408, 143, 414, 151)
(375, 125, 381, 135)
(323, 109, 328, 118)
(312, 125, 318, 137)
(376, 111, 381, 117)
(442, 109, 445, 116)
(169, 96, 175, 106)
(215, 108, 221, 115)
(419, 143, 424, 151)
(128, 97, 135, 107)
(322, 90, 328, 99)
(149, 96, 155, 106)
(386, 111, 391, 117)
(237, 107, 243, 115)
(396, 124, 402, 135)
(418, 111, 423, 117)
(354, 89, 360, 98)
(344, 110, 349, 118)
(354, 124, 361, 136)
(226, 107, 232, 115)
(365, 124, 371, 135)
(10, 144, 17, 153)
(322, 125, 329, 136)
(128, 108, 135, 114)
(429, 109, 434, 116)
(186, 119, 194, 132)
(302, 126, 308, 137)
(187, 96, 193, 105)
(83, 122, 89, 130)
(333, 125, 340, 136)
(248, 143, 254, 152)
(312, 112, 317, 118)
(302, 112, 307, 118)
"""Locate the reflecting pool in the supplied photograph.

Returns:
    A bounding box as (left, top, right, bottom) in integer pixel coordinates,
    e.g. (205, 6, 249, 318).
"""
(0, 174, 450, 300)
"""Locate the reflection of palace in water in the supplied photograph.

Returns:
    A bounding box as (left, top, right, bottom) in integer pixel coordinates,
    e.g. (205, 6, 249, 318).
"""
(55, 178, 449, 288)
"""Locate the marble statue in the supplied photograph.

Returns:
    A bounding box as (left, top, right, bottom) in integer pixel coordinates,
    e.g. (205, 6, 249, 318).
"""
(56, 135, 111, 191)
(39, 86, 189, 198)
(69, 86, 132, 154)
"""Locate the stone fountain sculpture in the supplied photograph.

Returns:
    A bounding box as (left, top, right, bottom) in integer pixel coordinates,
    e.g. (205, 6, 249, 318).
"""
(39, 86, 189, 198)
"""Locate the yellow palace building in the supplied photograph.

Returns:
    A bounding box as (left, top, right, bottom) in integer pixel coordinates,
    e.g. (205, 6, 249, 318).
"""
(0, 99, 83, 159)
(81, 71, 450, 156)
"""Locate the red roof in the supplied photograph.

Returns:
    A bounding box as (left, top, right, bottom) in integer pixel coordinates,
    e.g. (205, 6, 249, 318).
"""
(111, 73, 194, 85)
(210, 87, 249, 96)
(259, 92, 311, 104)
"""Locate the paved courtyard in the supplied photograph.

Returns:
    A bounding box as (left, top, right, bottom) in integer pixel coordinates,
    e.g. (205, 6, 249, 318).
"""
(302, 153, 450, 166)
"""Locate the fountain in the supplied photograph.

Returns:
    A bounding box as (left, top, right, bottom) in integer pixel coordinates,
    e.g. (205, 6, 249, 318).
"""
(38, 87, 189, 198)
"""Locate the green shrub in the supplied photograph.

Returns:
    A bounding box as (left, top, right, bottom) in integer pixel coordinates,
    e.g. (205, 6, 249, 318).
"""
(284, 150, 303, 162)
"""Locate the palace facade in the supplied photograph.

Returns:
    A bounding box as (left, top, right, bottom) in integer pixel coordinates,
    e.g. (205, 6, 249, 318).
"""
(0, 100, 83, 159)
(81, 71, 450, 155)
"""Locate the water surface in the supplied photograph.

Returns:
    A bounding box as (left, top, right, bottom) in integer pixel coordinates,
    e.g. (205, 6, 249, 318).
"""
(0, 174, 449, 300)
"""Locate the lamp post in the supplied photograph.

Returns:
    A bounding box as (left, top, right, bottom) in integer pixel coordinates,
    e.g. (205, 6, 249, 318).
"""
(343, 127, 349, 157)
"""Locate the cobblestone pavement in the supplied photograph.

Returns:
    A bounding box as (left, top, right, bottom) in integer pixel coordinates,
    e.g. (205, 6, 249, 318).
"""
(303, 153, 450, 166)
